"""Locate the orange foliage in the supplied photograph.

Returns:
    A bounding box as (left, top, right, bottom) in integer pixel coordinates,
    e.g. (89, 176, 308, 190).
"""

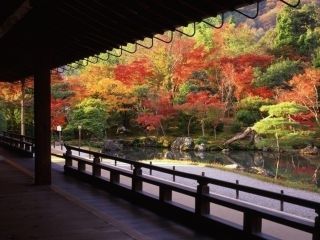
(114, 59, 154, 86)
(178, 91, 224, 114)
(136, 94, 176, 131)
(218, 54, 274, 100)
(279, 68, 320, 126)
(171, 38, 207, 85)
(51, 98, 67, 128)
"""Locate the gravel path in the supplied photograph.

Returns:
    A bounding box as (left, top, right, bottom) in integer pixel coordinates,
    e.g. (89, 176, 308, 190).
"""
(52, 147, 320, 220)
(99, 158, 320, 220)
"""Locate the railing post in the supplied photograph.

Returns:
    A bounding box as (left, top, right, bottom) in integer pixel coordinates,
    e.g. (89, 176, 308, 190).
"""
(236, 180, 239, 199)
(243, 212, 262, 234)
(65, 147, 72, 167)
(31, 143, 35, 154)
(173, 166, 176, 182)
(78, 161, 86, 172)
(132, 164, 142, 192)
(195, 180, 210, 216)
(19, 135, 23, 149)
(313, 209, 320, 240)
(150, 161, 152, 175)
(110, 170, 120, 184)
(280, 190, 284, 211)
(159, 186, 172, 202)
(92, 154, 101, 177)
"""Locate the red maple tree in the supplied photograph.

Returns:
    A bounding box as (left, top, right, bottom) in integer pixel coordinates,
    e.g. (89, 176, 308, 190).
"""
(136, 94, 176, 136)
(114, 59, 154, 86)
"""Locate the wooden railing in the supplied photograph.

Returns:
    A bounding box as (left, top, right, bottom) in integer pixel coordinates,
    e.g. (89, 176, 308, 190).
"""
(64, 144, 320, 240)
(0, 131, 34, 157)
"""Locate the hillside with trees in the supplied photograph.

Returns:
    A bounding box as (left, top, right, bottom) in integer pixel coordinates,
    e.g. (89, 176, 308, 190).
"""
(1, 0, 320, 152)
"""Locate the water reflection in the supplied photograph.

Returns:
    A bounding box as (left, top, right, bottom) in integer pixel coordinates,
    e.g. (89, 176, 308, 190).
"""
(104, 148, 320, 185)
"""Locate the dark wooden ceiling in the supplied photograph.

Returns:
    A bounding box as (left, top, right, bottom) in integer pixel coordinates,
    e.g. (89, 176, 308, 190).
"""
(0, 0, 261, 82)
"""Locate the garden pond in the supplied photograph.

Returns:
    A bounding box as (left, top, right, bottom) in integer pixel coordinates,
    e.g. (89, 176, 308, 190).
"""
(104, 147, 320, 187)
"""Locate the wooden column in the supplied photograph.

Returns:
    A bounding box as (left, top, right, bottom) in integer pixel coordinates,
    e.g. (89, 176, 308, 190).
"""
(34, 54, 51, 185)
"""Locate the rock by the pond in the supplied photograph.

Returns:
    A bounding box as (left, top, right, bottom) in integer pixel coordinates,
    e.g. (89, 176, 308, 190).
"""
(262, 147, 270, 152)
(221, 148, 230, 154)
(171, 137, 194, 151)
(194, 143, 206, 152)
(164, 151, 175, 159)
(224, 163, 239, 169)
(194, 151, 205, 159)
(249, 167, 275, 177)
(103, 139, 123, 152)
(144, 137, 158, 147)
(164, 150, 192, 160)
(300, 145, 319, 155)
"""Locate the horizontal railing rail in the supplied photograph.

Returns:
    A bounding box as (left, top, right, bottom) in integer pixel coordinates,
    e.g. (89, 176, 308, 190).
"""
(0, 131, 34, 157)
(64, 144, 320, 240)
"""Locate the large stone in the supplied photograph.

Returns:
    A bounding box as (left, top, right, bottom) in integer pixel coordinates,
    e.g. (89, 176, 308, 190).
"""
(300, 145, 319, 155)
(194, 143, 206, 152)
(171, 137, 194, 151)
(164, 151, 175, 159)
(221, 148, 230, 154)
(103, 139, 123, 152)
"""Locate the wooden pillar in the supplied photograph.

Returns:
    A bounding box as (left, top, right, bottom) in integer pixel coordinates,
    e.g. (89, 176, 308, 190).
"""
(34, 54, 51, 185)
(132, 165, 143, 192)
(243, 212, 262, 234)
(20, 78, 25, 136)
(195, 181, 210, 215)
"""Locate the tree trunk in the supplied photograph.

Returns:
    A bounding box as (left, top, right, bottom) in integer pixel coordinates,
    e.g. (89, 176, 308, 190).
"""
(224, 127, 255, 146)
(275, 132, 280, 153)
(201, 120, 205, 137)
(213, 125, 217, 140)
(187, 116, 193, 137)
(20, 79, 25, 135)
(160, 121, 166, 136)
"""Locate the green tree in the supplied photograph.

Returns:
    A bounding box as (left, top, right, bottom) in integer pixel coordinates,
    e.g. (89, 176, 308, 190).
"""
(173, 82, 198, 104)
(254, 60, 301, 87)
(253, 102, 307, 150)
(67, 98, 109, 139)
(312, 48, 320, 68)
(0, 110, 7, 131)
(236, 96, 272, 126)
(274, 4, 320, 55)
(223, 23, 260, 56)
(51, 82, 74, 99)
(192, 16, 223, 50)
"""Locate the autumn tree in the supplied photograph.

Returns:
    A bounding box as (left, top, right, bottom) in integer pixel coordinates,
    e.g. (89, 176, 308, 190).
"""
(279, 68, 320, 126)
(136, 94, 176, 136)
(145, 36, 207, 97)
(51, 73, 75, 130)
(215, 54, 273, 115)
(0, 79, 33, 134)
(69, 64, 137, 129)
(177, 91, 224, 138)
(114, 59, 153, 86)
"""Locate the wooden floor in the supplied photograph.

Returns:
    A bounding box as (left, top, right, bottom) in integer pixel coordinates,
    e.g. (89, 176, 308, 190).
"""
(0, 148, 214, 240)
(0, 160, 134, 240)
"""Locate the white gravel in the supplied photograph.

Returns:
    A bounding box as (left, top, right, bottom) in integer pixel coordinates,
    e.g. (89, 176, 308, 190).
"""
(100, 158, 320, 220)
(54, 147, 320, 220)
